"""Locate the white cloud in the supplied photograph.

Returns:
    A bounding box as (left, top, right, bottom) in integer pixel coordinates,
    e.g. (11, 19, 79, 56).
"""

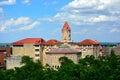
(62, 0, 97, 10)
(41, 0, 120, 26)
(0, 0, 16, 6)
(0, 8, 3, 13)
(110, 28, 120, 33)
(19, 21, 40, 30)
(62, 0, 119, 10)
(43, 0, 58, 7)
(42, 12, 88, 25)
(89, 15, 110, 23)
(0, 26, 6, 32)
(110, 11, 120, 15)
(22, 0, 30, 5)
(3, 17, 30, 26)
(0, 17, 40, 32)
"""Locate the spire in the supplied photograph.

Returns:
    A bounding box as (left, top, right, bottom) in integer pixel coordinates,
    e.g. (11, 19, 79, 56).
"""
(62, 21, 71, 31)
(64, 21, 69, 27)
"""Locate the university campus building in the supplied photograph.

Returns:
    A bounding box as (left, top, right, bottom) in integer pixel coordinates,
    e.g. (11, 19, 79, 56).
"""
(0, 46, 11, 69)
(9, 22, 102, 69)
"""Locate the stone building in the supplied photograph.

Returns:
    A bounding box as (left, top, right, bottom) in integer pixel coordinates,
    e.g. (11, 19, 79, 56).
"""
(102, 43, 120, 56)
(117, 43, 120, 48)
(11, 21, 101, 68)
(12, 38, 45, 61)
(46, 47, 81, 68)
(6, 56, 23, 69)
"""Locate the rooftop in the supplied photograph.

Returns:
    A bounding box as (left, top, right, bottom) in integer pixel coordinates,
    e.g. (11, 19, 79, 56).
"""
(47, 48, 80, 54)
(42, 39, 60, 45)
(13, 38, 45, 45)
(79, 39, 99, 45)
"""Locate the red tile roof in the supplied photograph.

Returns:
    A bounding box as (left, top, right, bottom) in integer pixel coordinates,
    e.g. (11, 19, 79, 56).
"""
(79, 39, 99, 45)
(47, 48, 80, 54)
(62, 21, 71, 31)
(13, 38, 45, 45)
(43, 39, 60, 45)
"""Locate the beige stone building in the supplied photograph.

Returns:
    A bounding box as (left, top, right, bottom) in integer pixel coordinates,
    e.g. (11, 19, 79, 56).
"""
(6, 56, 23, 69)
(11, 21, 101, 69)
(12, 38, 45, 61)
(102, 43, 120, 56)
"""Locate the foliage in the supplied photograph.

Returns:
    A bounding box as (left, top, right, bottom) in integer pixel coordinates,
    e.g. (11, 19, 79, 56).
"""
(0, 54, 120, 80)
(59, 56, 74, 66)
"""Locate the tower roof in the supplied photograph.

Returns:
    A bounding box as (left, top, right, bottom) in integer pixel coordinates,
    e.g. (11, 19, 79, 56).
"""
(62, 21, 71, 31)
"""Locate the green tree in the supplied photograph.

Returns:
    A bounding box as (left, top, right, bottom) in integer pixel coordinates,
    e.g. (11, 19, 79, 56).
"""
(0, 70, 5, 80)
(0, 54, 119, 80)
(59, 56, 74, 66)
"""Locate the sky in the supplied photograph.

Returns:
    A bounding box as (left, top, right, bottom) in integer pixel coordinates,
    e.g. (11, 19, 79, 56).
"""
(0, 0, 120, 43)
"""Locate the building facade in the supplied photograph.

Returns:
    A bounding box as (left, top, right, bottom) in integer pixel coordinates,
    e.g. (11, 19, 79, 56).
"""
(6, 56, 23, 69)
(12, 38, 45, 61)
(0, 46, 11, 69)
(102, 43, 120, 56)
(11, 21, 101, 68)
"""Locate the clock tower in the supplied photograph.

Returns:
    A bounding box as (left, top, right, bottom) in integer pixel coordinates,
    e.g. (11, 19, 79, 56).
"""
(62, 21, 71, 43)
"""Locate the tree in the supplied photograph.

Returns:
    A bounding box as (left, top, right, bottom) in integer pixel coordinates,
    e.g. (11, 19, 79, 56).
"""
(0, 70, 5, 80)
(59, 56, 74, 66)
(0, 55, 119, 80)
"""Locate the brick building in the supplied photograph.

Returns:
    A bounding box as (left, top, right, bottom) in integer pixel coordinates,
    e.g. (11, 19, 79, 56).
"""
(0, 46, 11, 69)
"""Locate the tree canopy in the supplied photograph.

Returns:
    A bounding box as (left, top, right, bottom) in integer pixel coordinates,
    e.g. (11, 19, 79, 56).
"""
(0, 53, 120, 80)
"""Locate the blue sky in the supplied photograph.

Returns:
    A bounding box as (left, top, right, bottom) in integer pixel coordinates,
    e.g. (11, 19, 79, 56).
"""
(0, 0, 120, 43)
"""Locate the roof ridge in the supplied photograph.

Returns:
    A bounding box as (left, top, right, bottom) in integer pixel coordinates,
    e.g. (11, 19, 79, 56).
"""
(79, 39, 99, 45)
(13, 38, 45, 45)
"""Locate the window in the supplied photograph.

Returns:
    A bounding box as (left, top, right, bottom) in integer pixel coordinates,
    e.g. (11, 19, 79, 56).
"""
(35, 45, 39, 47)
(52, 65, 54, 68)
(57, 66, 59, 68)
(14, 45, 23, 47)
(83, 49, 86, 52)
(30, 58, 33, 60)
(46, 49, 49, 51)
(55, 65, 57, 68)
(35, 54, 39, 57)
(35, 49, 39, 51)
(4, 52, 7, 59)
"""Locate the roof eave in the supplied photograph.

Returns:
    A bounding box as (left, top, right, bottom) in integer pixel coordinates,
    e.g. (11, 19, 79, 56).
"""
(46, 52, 81, 54)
